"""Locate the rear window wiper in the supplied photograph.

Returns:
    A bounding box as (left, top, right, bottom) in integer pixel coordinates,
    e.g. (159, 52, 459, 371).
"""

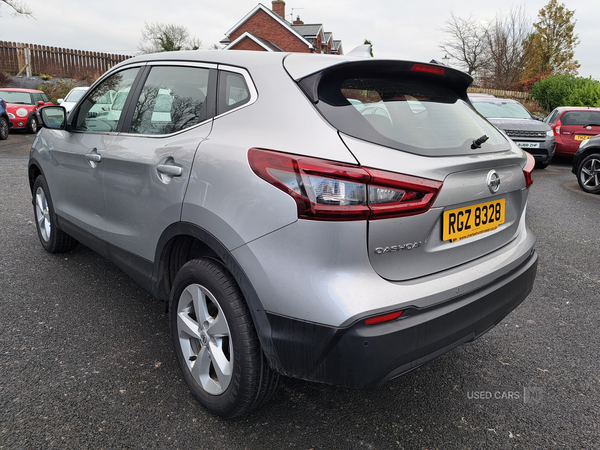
(583, 123, 600, 127)
(471, 135, 489, 149)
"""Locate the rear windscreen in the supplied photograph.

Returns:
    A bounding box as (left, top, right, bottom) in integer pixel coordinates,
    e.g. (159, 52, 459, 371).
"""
(562, 111, 600, 126)
(313, 72, 509, 157)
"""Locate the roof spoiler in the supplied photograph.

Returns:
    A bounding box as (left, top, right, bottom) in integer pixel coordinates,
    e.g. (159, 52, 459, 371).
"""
(297, 60, 473, 104)
(346, 44, 372, 58)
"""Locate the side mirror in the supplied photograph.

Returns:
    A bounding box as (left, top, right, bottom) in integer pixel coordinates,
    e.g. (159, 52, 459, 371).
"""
(39, 106, 67, 130)
(38, 100, 46, 107)
(58, 98, 64, 104)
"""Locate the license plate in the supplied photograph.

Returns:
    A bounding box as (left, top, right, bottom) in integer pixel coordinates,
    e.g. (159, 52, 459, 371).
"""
(574, 135, 592, 141)
(443, 199, 505, 242)
(515, 142, 540, 149)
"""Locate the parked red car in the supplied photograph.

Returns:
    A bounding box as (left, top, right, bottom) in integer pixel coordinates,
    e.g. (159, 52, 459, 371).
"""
(0, 88, 53, 134)
(545, 107, 600, 157)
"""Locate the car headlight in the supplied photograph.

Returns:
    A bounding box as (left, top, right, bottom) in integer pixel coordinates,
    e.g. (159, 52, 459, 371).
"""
(8, 112, 15, 119)
(546, 130, 553, 137)
(579, 139, 590, 149)
(16, 108, 28, 117)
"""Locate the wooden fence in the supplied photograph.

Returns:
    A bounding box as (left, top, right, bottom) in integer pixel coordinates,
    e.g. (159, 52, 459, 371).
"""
(0, 41, 131, 78)
(467, 87, 529, 99)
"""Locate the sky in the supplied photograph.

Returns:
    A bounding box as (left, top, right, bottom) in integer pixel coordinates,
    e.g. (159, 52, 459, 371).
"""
(1, 0, 599, 80)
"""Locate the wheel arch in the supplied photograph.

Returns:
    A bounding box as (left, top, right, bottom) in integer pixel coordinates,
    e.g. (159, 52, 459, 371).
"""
(28, 160, 44, 195)
(152, 222, 283, 372)
(573, 145, 600, 174)
(0, 113, 9, 139)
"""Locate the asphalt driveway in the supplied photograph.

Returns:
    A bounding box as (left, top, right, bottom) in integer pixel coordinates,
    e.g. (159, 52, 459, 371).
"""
(1, 133, 599, 449)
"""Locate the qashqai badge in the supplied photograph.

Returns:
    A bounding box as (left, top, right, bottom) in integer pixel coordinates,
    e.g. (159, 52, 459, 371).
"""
(487, 170, 501, 194)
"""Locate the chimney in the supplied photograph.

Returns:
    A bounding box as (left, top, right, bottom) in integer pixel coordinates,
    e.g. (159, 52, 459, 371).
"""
(293, 16, 304, 25)
(272, 0, 285, 19)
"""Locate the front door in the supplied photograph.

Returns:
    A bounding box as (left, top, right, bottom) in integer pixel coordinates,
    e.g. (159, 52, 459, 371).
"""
(46, 66, 141, 246)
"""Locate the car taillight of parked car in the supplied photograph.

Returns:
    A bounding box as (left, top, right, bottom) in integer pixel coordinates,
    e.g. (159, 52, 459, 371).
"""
(248, 149, 442, 221)
(553, 120, 562, 136)
(523, 152, 535, 189)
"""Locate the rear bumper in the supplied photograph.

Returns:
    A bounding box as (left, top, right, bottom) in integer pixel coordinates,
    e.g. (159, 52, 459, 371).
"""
(268, 249, 538, 389)
(555, 138, 578, 157)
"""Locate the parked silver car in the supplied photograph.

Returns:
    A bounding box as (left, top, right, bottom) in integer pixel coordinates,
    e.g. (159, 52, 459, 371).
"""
(469, 95, 555, 169)
(29, 50, 538, 418)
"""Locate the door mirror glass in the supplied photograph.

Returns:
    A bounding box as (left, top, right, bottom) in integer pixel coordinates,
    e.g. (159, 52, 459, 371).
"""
(39, 106, 66, 129)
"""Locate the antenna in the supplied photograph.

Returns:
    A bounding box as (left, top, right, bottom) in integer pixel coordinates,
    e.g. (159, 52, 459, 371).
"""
(288, 7, 304, 21)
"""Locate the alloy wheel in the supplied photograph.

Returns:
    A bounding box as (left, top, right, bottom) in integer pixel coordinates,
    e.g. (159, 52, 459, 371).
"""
(580, 156, 600, 190)
(35, 186, 51, 242)
(176, 283, 233, 395)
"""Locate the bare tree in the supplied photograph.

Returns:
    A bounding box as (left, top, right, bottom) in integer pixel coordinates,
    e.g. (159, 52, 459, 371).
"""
(0, 0, 33, 17)
(482, 7, 533, 89)
(439, 13, 488, 76)
(138, 22, 201, 54)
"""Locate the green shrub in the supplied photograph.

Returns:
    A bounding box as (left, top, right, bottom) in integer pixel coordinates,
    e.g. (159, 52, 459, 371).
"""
(530, 75, 600, 111)
(36, 79, 79, 105)
(39, 73, 53, 81)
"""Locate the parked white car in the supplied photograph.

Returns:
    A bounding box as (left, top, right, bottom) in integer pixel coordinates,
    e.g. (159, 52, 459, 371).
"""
(57, 87, 88, 115)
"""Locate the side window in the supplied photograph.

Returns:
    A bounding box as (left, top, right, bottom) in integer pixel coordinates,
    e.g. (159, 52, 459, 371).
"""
(32, 93, 43, 104)
(218, 71, 250, 115)
(129, 66, 209, 135)
(73, 67, 140, 133)
(545, 110, 558, 124)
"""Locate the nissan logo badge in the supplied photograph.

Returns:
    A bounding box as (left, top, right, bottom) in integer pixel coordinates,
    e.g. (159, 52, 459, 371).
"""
(487, 170, 501, 194)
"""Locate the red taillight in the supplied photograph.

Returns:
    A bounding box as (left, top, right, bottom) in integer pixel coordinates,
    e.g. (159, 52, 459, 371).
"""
(248, 149, 442, 221)
(523, 152, 535, 189)
(411, 64, 445, 76)
(553, 119, 561, 136)
(365, 310, 404, 325)
(365, 168, 442, 219)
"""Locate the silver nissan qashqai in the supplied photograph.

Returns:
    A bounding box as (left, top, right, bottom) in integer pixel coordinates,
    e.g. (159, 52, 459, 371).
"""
(29, 49, 538, 418)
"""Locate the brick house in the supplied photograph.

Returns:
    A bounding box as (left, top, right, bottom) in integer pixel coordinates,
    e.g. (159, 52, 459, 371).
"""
(220, 1, 343, 55)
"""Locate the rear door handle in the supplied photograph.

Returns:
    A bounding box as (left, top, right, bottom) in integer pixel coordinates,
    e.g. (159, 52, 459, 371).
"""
(157, 157, 183, 183)
(157, 164, 183, 176)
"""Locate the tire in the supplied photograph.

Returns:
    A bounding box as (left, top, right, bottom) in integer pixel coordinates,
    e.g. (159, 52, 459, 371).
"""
(33, 175, 79, 253)
(169, 258, 280, 418)
(26, 114, 38, 134)
(0, 116, 8, 140)
(576, 153, 600, 194)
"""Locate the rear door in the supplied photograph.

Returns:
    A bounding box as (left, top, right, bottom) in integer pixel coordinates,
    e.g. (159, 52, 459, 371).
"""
(101, 63, 216, 262)
(559, 110, 600, 155)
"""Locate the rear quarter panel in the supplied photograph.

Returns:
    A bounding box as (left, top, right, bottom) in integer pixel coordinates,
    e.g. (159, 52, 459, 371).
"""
(181, 59, 359, 249)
